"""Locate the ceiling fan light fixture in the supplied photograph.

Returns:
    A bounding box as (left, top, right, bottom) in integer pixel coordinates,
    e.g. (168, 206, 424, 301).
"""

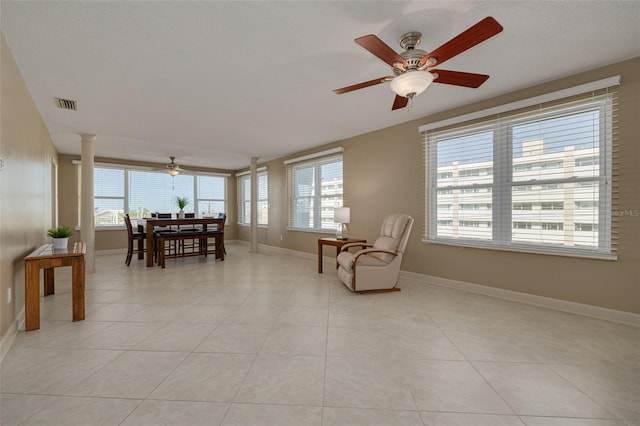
(389, 71, 434, 98)
(168, 168, 180, 176)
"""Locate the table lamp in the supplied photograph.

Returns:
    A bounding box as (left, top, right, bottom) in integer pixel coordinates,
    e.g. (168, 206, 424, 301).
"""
(334, 207, 350, 240)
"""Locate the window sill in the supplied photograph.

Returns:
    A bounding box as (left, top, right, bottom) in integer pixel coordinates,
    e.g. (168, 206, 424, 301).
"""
(237, 223, 268, 229)
(423, 238, 617, 261)
(96, 226, 126, 231)
(287, 227, 336, 235)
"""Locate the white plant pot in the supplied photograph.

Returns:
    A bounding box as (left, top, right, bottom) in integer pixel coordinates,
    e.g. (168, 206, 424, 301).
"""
(52, 237, 69, 250)
(178, 209, 185, 219)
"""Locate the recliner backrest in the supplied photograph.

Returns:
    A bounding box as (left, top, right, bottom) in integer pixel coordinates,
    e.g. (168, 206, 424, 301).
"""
(370, 214, 413, 263)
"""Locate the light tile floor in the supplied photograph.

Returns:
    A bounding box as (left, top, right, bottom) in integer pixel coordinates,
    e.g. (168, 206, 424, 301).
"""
(1, 246, 638, 426)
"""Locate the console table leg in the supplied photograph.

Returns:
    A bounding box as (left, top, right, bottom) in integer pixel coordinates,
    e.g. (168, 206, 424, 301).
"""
(24, 260, 40, 331)
(72, 257, 85, 322)
(44, 268, 55, 296)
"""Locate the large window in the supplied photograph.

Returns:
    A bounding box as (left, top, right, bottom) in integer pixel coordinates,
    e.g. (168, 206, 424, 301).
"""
(287, 152, 343, 232)
(237, 170, 269, 226)
(424, 87, 616, 258)
(196, 175, 226, 218)
(92, 166, 226, 227)
(94, 168, 125, 226)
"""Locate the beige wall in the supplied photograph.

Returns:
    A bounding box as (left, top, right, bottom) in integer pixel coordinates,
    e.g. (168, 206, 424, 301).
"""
(1, 33, 58, 340)
(239, 57, 640, 314)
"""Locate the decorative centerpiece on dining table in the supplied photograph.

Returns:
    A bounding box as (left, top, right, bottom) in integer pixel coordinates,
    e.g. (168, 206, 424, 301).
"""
(47, 225, 73, 249)
(175, 196, 189, 219)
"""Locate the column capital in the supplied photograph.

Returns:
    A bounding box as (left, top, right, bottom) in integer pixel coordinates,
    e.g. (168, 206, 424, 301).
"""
(80, 133, 96, 143)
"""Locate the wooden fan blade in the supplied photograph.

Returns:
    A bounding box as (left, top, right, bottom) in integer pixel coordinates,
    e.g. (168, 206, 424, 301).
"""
(333, 76, 393, 94)
(432, 69, 490, 88)
(392, 95, 409, 110)
(420, 17, 503, 67)
(355, 35, 408, 68)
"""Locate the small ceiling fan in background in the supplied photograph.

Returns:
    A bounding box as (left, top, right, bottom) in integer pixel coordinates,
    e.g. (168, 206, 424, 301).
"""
(165, 156, 184, 176)
(333, 17, 504, 110)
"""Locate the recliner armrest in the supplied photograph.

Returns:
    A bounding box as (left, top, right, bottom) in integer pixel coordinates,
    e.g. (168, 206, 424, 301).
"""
(340, 242, 372, 252)
(353, 248, 397, 263)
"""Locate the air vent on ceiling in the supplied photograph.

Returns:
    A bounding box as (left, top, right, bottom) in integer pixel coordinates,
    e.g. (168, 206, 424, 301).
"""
(55, 97, 77, 111)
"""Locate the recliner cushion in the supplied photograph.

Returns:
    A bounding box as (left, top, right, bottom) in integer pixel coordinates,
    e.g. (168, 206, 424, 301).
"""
(337, 251, 354, 270)
(338, 251, 387, 272)
(355, 254, 387, 268)
(369, 236, 398, 263)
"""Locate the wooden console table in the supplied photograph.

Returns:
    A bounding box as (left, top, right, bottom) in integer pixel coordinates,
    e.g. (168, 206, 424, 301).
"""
(24, 242, 86, 331)
(317, 237, 367, 273)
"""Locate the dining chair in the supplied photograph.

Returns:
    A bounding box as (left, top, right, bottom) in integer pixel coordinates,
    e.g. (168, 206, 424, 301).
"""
(212, 214, 226, 255)
(177, 212, 199, 252)
(124, 214, 146, 266)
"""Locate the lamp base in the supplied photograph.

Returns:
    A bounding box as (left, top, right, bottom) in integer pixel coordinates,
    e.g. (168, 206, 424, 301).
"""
(336, 223, 348, 240)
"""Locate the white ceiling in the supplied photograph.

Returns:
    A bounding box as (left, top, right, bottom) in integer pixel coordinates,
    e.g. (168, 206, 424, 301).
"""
(2, 1, 639, 171)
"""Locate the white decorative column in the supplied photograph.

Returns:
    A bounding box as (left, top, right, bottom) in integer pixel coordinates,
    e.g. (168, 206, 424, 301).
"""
(80, 133, 96, 273)
(249, 157, 259, 253)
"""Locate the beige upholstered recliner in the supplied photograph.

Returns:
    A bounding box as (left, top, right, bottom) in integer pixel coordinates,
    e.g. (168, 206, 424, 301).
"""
(337, 213, 414, 292)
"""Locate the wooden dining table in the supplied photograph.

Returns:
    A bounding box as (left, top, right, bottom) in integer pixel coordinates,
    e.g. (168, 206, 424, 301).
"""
(138, 217, 225, 267)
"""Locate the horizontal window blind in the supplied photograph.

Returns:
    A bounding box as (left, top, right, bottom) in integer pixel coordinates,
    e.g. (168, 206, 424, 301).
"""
(196, 175, 226, 218)
(94, 167, 124, 226)
(423, 83, 618, 259)
(129, 172, 195, 217)
(90, 167, 226, 226)
(238, 171, 269, 225)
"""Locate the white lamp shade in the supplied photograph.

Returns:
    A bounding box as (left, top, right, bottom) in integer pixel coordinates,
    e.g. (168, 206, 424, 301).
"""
(389, 71, 434, 98)
(334, 207, 350, 224)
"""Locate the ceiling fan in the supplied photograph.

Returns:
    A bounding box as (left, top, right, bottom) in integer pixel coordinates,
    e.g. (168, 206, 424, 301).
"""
(165, 156, 183, 176)
(333, 16, 503, 110)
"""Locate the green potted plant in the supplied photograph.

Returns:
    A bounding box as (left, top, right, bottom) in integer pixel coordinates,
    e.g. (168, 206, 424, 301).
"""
(47, 225, 73, 249)
(175, 196, 189, 219)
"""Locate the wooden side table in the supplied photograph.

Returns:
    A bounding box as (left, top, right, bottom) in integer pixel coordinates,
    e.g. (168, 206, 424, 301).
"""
(317, 237, 367, 273)
(24, 242, 86, 331)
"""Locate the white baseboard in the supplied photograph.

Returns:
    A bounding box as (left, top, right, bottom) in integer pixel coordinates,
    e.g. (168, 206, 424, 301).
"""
(399, 270, 640, 327)
(1, 306, 24, 363)
(96, 248, 127, 255)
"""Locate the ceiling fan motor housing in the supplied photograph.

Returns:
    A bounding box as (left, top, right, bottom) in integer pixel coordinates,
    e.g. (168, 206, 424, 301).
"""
(394, 32, 431, 76)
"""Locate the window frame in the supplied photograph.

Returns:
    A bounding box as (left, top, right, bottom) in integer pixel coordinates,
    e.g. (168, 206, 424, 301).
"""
(88, 164, 227, 229)
(424, 94, 615, 259)
(286, 154, 343, 233)
(237, 170, 269, 227)
(93, 167, 125, 227)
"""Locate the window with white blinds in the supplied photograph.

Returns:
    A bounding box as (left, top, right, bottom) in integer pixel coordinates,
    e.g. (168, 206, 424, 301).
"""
(286, 153, 343, 232)
(129, 171, 194, 218)
(237, 171, 269, 226)
(196, 175, 226, 218)
(423, 83, 618, 259)
(94, 168, 125, 226)
(92, 166, 226, 227)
